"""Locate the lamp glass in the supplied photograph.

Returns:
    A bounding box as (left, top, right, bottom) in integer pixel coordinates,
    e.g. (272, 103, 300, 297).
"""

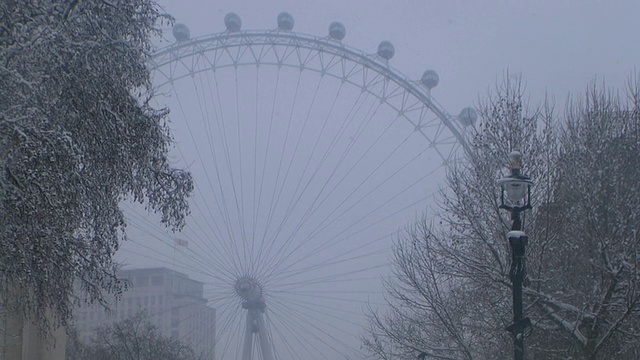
(505, 182, 527, 203)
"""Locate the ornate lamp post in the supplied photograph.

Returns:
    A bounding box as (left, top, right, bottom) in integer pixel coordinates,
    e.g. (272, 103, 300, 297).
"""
(497, 151, 534, 360)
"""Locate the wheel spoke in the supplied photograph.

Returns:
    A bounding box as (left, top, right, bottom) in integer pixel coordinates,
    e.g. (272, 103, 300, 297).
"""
(120, 20, 474, 360)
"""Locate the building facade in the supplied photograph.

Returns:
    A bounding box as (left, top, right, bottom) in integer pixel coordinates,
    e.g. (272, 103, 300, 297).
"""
(0, 299, 66, 360)
(74, 267, 216, 359)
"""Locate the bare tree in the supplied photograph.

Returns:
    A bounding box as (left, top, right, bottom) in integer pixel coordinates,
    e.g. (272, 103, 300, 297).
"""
(0, 0, 193, 334)
(365, 74, 640, 359)
(532, 79, 640, 359)
(66, 312, 202, 360)
(365, 75, 551, 359)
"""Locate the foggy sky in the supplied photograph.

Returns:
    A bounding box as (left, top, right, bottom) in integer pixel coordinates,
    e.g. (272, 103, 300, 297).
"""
(117, 1, 640, 359)
(160, 0, 640, 114)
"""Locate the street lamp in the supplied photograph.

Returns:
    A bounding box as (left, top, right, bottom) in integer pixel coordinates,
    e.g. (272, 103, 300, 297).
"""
(497, 151, 534, 360)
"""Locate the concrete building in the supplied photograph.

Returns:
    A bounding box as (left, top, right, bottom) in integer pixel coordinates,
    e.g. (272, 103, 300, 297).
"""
(0, 311, 66, 360)
(0, 285, 67, 360)
(74, 267, 216, 359)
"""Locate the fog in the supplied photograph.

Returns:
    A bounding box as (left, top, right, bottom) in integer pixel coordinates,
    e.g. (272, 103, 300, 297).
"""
(116, 1, 640, 359)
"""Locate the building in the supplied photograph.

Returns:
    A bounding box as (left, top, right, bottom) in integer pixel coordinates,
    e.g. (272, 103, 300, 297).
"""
(0, 291, 66, 360)
(74, 267, 216, 359)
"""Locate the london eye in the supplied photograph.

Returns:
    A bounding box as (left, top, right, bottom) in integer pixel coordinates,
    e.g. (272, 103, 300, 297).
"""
(121, 11, 477, 360)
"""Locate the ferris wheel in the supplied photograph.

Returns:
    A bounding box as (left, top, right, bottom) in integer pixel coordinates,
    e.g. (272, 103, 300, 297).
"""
(122, 11, 477, 360)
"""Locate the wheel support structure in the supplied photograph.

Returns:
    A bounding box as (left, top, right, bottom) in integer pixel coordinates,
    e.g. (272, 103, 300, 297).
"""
(241, 300, 274, 360)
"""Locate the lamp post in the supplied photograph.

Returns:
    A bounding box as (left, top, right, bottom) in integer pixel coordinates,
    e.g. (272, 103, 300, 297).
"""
(497, 151, 534, 360)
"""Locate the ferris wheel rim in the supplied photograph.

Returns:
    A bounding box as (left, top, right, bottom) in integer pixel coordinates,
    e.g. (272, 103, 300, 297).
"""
(139, 21, 478, 360)
(150, 29, 474, 159)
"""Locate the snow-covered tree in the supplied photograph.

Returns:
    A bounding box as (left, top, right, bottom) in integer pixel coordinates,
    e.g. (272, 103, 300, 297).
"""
(66, 312, 202, 360)
(364, 74, 640, 359)
(0, 0, 193, 334)
(534, 80, 640, 359)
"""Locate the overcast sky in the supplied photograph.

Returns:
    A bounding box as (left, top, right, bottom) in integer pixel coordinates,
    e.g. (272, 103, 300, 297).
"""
(120, 1, 640, 359)
(159, 0, 640, 114)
